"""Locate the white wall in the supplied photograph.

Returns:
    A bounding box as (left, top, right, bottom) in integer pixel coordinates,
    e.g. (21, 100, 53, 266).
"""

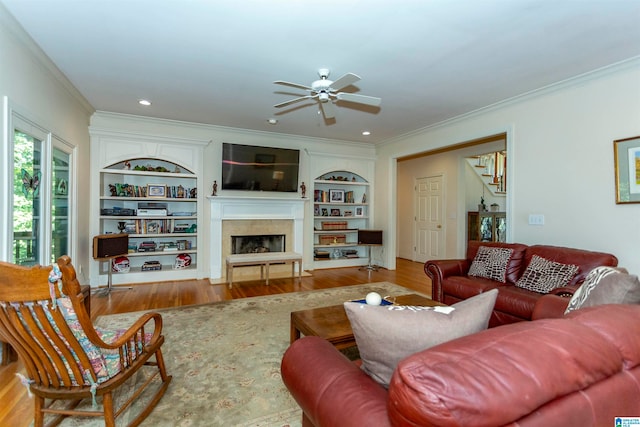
(378, 59, 640, 274)
(0, 6, 93, 277)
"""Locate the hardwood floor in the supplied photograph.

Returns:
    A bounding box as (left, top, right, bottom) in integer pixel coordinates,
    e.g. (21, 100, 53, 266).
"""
(0, 258, 430, 426)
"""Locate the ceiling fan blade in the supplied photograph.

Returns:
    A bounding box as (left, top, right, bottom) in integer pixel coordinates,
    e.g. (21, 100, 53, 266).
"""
(320, 101, 337, 119)
(336, 92, 382, 107)
(273, 80, 313, 91)
(330, 73, 360, 91)
(274, 95, 313, 108)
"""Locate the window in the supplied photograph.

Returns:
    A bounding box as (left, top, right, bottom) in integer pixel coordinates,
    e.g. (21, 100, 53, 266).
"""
(12, 129, 43, 265)
(2, 100, 75, 265)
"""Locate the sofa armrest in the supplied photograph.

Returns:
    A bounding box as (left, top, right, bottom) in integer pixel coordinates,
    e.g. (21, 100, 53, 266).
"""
(424, 259, 469, 302)
(281, 336, 390, 427)
(532, 294, 570, 320)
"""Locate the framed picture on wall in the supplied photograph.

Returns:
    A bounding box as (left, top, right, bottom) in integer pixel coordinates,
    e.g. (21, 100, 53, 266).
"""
(355, 207, 364, 217)
(614, 135, 640, 204)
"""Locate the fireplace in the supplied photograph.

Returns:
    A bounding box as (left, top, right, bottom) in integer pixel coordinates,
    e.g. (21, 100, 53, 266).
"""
(231, 234, 285, 254)
(208, 196, 306, 280)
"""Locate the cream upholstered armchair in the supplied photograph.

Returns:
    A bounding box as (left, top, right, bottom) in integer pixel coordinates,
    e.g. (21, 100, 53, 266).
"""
(0, 255, 172, 427)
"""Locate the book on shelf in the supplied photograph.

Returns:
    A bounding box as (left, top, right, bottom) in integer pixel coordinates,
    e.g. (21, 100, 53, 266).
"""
(109, 183, 147, 198)
(127, 219, 190, 234)
(141, 260, 162, 271)
(176, 239, 192, 250)
(314, 189, 329, 202)
(166, 185, 196, 199)
(345, 191, 355, 203)
(108, 183, 196, 199)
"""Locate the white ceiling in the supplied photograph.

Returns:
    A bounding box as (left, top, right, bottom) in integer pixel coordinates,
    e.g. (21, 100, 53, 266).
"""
(2, 0, 640, 144)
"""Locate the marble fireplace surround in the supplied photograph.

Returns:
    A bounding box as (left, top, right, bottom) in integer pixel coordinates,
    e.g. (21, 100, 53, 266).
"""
(208, 196, 306, 280)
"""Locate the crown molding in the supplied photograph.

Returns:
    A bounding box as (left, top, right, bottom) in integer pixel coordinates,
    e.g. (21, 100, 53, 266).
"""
(90, 110, 374, 151)
(377, 56, 640, 148)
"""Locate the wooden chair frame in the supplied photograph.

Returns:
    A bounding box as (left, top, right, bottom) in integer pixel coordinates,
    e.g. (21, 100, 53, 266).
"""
(0, 256, 172, 427)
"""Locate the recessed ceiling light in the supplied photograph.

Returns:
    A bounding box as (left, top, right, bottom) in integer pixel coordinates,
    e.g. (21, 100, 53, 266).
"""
(267, 118, 278, 125)
(138, 99, 152, 106)
(362, 131, 371, 136)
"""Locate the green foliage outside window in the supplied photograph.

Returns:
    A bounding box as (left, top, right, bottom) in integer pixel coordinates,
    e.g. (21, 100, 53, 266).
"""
(13, 131, 39, 231)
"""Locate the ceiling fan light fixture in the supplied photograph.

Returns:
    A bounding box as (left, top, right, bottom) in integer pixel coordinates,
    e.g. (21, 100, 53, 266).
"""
(273, 69, 381, 121)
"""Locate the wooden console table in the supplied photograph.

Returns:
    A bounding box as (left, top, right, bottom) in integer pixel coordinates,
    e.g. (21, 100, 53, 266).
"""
(226, 251, 303, 288)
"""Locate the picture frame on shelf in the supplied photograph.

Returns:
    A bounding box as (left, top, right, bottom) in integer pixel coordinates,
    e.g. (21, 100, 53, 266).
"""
(330, 208, 341, 216)
(329, 189, 345, 203)
(614, 135, 640, 204)
(314, 205, 320, 216)
(344, 210, 353, 217)
(355, 207, 364, 217)
(321, 208, 329, 216)
(147, 184, 166, 198)
(146, 222, 160, 234)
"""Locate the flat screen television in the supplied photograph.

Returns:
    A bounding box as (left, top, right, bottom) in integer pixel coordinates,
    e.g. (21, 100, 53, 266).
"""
(222, 143, 300, 192)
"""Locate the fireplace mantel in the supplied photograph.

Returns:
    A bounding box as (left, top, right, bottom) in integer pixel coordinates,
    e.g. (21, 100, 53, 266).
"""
(208, 196, 308, 279)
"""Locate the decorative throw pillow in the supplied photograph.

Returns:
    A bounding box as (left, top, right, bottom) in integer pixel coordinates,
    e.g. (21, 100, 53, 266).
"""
(565, 266, 640, 314)
(515, 255, 579, 293)
(343, 289, 498, 387)
(467, 246, 514, 283)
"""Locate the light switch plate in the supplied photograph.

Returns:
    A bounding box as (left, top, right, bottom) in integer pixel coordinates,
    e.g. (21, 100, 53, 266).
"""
(528, 214, 545, 225)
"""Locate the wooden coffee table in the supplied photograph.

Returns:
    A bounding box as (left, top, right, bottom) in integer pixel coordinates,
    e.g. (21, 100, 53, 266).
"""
(290, 293, 445, 350)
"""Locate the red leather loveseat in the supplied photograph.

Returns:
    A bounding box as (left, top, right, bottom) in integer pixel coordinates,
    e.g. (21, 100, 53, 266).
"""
(281, 304, 640, 426)
(424, 241, 617, 327)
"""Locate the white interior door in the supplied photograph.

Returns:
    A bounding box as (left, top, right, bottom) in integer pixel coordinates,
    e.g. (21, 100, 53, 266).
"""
(415, 175, 444, 263)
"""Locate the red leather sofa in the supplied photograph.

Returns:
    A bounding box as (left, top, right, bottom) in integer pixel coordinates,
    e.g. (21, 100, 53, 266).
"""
(424, 241, 617, 327)
(281, 304, 640, 427)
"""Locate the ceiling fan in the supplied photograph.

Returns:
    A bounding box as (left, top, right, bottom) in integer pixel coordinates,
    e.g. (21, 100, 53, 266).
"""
(273, 68, 381, 119)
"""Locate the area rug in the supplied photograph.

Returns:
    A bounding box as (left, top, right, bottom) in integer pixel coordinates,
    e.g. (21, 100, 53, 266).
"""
(56, 282, 424, 427)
